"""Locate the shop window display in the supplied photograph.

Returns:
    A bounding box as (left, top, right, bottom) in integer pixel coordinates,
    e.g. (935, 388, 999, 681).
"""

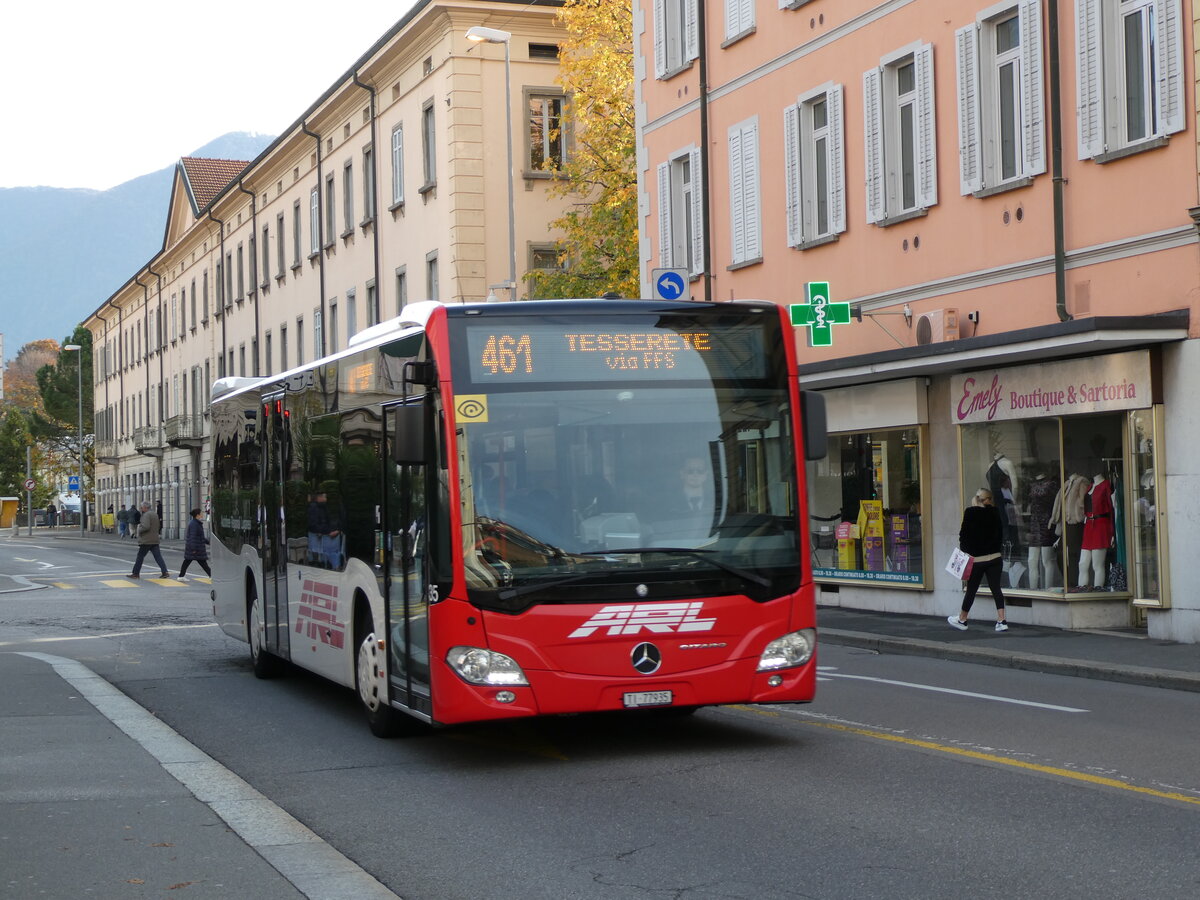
(807, 428, 924, 584)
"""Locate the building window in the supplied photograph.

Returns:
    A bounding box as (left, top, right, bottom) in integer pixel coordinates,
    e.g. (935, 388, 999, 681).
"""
(252, 337, 260, 377)
(261, 225, 271, 285)
(724, 0, 754, 42)
(426, 252, 439, 301)
(656, 147, 704, 276)
(807, 426, 926, 585)
(527, 91, 565, 172)
(421, 100, 436, 190)
(226, 252, 234, 305)
(324, 174, 336, 245)
(342, 162, 354, 235)
(280, 325, 288, 371)
(864, 42, 937, 224)
(391, 124, 405, 206)
(1077, 0, 1184, 160)
(346, 289, 357, 339)
(653, 0, 699, 79)
(202, 271, 209, 322)
(785, 83, 847, 247)
(366, 281, 378, 327)
(362, 146, 375, 222)
(248, 236, 257, 292)
(329, 300, 339, 352)
(395, 266, 408, 314)
(276, 213, 286, 278)
(296, 318, 304, 366)
(239, 344, 246, 377)
(237, 244, 245, 300)
(265, 331, 273, 376)
(313, 309, 322, 359)
(310, 188, 320, 254)
(527, 244, 563, 299)
(957, 1, 1046, 194)
(727, 116, 761, 265)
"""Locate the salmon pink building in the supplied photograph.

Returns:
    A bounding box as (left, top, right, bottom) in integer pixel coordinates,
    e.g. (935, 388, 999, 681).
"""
(635, 0, 1200, 641)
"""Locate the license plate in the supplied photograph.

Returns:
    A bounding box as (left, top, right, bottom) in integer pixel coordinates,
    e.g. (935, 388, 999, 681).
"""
(623, 690, 673, 708)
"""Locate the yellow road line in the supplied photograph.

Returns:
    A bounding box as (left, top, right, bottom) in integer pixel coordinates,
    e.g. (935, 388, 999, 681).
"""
(101, 579, 136, 587)
(52, 583, 76, 590)
(734, 706, 1200, 808)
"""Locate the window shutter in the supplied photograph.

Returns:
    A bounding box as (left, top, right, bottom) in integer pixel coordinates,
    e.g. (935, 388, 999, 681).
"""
(657, 161, 673, 267)
(729, 127, 746, 262)
(914, 43, 938, 210)
(1076, 0, 1103, 159)
(783, 104, 803, 247)
(956, 24, 983, 195)
(689, 147, 705, 276)
(653, 0, 667, 79)
(863, 68, 885, 224)
(744, 120, 761, 260)
(686, 0, 699, 63)
(725, 0, 740, 40)
(827, 84, 847, 235)
(1019, 0, 1046, 176)
(1155, 0, 1184, 136)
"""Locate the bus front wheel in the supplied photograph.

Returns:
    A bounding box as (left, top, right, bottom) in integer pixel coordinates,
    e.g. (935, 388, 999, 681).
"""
(356, 627, 407, 738)
(248, 585, 285, 679)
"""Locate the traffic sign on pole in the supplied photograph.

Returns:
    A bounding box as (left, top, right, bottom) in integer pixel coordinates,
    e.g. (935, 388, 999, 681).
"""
(651, 268, 689, 301)
(23, 478, 36, 492)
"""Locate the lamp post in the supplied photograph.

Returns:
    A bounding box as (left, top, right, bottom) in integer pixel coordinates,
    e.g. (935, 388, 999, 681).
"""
(466, 25, 517, 301)
(62, 344, 85, 536)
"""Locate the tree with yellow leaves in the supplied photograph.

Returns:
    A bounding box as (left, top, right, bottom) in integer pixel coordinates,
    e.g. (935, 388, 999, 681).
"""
(527, 0, 638, 300)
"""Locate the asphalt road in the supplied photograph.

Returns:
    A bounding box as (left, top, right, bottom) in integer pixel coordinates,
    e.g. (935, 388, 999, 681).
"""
(3, 535, 1198, 899)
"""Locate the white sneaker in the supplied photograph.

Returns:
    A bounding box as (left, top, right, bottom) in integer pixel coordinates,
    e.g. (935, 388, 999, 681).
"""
(995, 621, 1009, 632)
(947, 615, 968, 631)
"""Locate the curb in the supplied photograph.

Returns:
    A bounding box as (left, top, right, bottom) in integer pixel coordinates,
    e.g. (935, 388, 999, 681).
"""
(820, 627, 1200, 694)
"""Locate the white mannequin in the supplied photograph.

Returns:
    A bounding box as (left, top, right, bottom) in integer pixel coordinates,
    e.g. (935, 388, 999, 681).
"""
(1028, 545, 1060, 589)
(1076, 475, 1107, 590)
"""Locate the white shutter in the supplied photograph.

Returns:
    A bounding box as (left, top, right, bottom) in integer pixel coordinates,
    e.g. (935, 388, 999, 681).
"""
(1076, 0, 1103, 159)
(744, 120, 761, 260)
(1020, 0, 1046, 176)
(827, 85, 847, 235)
(914, 43, 938, 210)
(689, 147, 704, 276)
(956, 24, 983, 195)
(863, 68, 885, 224)
(725, 0, 739, 40)
(729, 126, 746, 262)
(653, 0, 667, 79)
(686, 0, 699, 63)
(657, 161, 672, 267)
(1155, 0, 1184, 136)
(783, 105, 803, 247)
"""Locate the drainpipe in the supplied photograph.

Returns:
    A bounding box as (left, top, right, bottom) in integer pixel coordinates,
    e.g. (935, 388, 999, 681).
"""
(302, 119, 328, 356)
(1047, 0, 1071, 321)
(237, 179, 262, 375)
(353, 70, 382, 329)
(696, 3, 713, 302)
(209, 212, 227, 373)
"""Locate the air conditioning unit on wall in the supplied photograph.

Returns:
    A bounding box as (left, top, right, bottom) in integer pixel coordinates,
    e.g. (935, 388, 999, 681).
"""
(915, 308, 960, 345)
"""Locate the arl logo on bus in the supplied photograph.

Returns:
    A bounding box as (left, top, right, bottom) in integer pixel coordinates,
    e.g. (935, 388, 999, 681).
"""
(296, 579, 346, 649)
(569, 602, 716, 638)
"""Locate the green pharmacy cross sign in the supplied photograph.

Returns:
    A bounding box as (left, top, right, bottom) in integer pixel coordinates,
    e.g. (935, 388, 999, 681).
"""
(790, 282, 851, 347)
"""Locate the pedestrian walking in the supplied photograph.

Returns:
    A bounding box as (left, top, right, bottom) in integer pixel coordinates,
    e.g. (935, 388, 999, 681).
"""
(116, 504, 129, 538)
(949, 488, 1009, 632)
(177, 508, 212, 579)
(129, 501, 169, 579)
(128, 503, 141, 538)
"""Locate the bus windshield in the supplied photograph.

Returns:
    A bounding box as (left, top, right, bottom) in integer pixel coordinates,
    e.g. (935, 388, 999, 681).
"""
(457, 381, 799, 610)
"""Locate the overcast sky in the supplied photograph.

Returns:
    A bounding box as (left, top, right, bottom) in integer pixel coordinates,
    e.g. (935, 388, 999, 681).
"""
(3, 2, 415, 190)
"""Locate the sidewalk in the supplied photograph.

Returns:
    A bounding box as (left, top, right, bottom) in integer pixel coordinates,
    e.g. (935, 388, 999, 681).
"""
(0, 652, 399, 900)
(819, 605, 1200, 693)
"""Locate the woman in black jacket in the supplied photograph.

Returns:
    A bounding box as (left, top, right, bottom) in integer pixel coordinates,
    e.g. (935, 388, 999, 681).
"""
(949, 489, 1009, 632)
(177, 509, 211, 579)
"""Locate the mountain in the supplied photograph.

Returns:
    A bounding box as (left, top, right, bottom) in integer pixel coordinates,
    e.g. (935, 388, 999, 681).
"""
(0, 132, 275, 362)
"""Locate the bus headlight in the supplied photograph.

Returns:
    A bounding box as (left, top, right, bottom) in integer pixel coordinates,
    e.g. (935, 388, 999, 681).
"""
(757, 629, 816, 671)
(446, 647, 529, 686)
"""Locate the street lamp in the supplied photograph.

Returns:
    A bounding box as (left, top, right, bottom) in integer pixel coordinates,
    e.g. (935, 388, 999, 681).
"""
(466, 25, 517, 301)
(62, 344, 85, 536)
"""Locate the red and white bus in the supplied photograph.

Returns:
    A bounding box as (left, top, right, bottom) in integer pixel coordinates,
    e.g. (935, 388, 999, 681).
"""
(210, 299, 826, 735)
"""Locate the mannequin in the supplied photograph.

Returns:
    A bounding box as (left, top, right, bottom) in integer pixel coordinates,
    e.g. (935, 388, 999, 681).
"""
(986, 454, 1019, 546)
(1026, 472, 1060, 589)
(1075, 473, 1114, 590)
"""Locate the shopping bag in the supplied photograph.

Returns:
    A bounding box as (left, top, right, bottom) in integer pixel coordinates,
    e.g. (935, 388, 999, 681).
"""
(945, 547, 973, 580)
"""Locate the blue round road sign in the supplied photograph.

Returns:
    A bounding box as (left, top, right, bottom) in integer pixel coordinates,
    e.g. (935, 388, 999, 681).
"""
(655, 270, 686, 300)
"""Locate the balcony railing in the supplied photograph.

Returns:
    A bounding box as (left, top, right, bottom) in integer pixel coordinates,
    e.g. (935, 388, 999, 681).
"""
(164, 414, 206, 447)
(94, 439, 119, 463)
(132, 424, 164, 457)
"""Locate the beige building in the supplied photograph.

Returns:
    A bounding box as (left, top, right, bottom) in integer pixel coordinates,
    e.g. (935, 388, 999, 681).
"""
(85, 0, 570, 539)
(636, 0, 1200, 642)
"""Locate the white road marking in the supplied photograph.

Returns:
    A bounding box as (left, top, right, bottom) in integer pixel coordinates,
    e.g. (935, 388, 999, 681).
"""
(821, 671, 1089, 713)
(0, 623, 218, 647)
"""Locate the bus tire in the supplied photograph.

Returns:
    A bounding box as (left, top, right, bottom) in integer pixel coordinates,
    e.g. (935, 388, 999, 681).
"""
(355, 617, 407, 738)
(248, 581, 285, 679)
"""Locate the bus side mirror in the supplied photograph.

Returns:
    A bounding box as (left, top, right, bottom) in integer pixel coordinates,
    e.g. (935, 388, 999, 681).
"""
(801, 391, 827, 461)
(392, 405, 427, 465)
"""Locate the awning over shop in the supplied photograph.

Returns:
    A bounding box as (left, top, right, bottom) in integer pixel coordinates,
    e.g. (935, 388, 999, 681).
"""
(797, 311, 1190, 390)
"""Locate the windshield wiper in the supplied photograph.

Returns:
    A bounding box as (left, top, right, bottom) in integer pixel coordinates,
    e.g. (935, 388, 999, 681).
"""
(578, 548, 771, 589)
(493, 573, 596, 603)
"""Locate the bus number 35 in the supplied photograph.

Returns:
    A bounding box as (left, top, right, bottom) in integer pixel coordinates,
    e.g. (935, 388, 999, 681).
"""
(480, 334, 533, 374)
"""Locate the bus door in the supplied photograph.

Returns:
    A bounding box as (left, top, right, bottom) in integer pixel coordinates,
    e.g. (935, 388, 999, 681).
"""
(383, 398, 432, 718)
(260, 392, 291, 659)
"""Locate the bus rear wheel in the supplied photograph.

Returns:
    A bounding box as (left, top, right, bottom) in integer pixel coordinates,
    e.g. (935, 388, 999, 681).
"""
(248, 586, 285, 679)
(356, 628, 408, 738)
